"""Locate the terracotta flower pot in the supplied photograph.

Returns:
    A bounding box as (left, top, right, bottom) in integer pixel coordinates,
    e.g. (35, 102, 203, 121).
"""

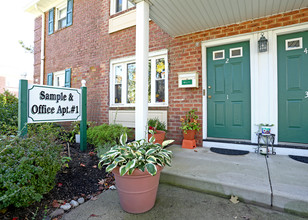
(112, 165, 163, 213)
(183, 130, 196, 140)
(148, 130, 166, 145)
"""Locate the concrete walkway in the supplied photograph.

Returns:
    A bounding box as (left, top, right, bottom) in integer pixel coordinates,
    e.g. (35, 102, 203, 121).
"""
(62, 145, 308, 219)
(160, 146, 308, 216)
(62, 184, 305, 220)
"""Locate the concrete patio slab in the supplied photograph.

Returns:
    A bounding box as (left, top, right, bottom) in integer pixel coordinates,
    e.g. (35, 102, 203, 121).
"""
(266, 155, 308, 216)
(160, 145, 308, 217)
(62, 184, 305, 220)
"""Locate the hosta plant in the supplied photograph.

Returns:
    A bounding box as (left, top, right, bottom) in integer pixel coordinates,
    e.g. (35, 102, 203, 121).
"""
(99, 131, 173, 176)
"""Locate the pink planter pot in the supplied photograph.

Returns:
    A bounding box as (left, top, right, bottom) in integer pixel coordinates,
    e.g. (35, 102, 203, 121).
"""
(148, 130, 166, 145)
(112, 165, 163, 213)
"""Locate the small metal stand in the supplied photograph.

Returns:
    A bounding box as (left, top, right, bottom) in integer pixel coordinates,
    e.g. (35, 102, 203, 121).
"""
(256, 133, 276, 156)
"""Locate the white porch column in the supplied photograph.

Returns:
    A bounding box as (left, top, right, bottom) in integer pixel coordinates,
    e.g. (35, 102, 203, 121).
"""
(135, 0, 149, 140)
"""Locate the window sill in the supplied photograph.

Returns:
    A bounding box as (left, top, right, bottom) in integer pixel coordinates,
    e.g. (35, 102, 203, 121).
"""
(109, 8, 136, 33)
(110, 7, 136, 19)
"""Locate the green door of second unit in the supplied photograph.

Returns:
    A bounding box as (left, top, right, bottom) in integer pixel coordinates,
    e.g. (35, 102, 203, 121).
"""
(278, 31, 308, 144)
(207, 41, 251, 140)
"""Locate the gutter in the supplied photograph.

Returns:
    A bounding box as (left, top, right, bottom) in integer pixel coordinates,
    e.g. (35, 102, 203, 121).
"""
(34, 4, 45, 85)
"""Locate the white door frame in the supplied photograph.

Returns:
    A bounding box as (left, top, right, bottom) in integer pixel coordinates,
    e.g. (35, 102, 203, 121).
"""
(271, 23, 308, 144)
(201, 34, 257, 143)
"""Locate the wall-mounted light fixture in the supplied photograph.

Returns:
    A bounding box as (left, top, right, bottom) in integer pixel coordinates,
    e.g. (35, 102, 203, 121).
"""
(258, 33, 268, 52)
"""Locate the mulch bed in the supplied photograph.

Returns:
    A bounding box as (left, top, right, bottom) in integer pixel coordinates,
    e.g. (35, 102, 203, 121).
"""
(210, 147, 250, 156)
(1, 142, 114, 220)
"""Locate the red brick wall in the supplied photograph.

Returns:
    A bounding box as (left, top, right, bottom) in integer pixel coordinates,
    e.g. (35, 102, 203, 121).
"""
(34, 16, 42, 84)
(34, 2, 308, 146)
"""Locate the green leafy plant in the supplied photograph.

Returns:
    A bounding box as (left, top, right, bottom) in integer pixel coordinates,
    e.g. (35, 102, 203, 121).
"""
(148, 118, 167, 134)
(0, 126, 63, 209)
(87, 123, 130, 147)
(0, 90, 18, 135)
(259, 123, 274, 127)
(179, 109, 201, 134)
(69, 121, 96, 143)
(96, 143, 113, 158)
(98, 131, 173, 176)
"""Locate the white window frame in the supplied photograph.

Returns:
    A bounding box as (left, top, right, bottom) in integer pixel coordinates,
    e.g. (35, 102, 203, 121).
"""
(55, 1, 67, 31)
(110, 0, 135, 15)
(285, 37, 303, 51)
(230, 47, 243, 58)
(110, 49, 169, 107)
(54, 70, 65, 87)
(213, 50, 225, 60)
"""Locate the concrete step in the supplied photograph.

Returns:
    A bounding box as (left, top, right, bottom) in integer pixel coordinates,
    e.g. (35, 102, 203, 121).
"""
(160, 146, 308, 217)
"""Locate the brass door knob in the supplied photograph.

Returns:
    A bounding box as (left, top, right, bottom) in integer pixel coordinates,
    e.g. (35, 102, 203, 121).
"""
(208, 95, 212, 99)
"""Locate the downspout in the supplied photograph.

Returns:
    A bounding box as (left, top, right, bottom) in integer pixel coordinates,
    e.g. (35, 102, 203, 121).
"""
(35, 4, 45, 85)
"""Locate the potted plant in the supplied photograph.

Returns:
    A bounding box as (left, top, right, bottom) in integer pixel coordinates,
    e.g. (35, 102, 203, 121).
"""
(98, 132, 173, 213)
(148, 118, 167, 145)
(180, 109, 201, 140)
(259, 123, 274, 135)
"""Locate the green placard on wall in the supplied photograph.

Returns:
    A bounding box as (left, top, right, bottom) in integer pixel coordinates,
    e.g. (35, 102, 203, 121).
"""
(182, 79, 193, 85)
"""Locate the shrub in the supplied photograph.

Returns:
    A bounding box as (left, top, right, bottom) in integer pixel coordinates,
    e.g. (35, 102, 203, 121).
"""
(148, 118, 167, 133)
(87, 123, 130, 147)
(68, 121, 96, 143)
(0, 90, 18, 135)
(0, 124, 63, 209)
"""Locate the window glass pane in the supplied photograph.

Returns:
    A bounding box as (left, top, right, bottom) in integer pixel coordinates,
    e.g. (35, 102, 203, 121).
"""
(115, 85, 122, 103)
(58, 18, 66, 29)
(288, 40, 300, 48)
(115, 65, 122, 103)
(148, 60, 151, 103)
(127, 63, 136, 103)
(59, 8, 66, 19)
(231, 49, 241, 57)
(115, 65, 122, 84)
(156, 58, 165, 79)
(156, 80, 165, 103)
(116, 0, 122, 12)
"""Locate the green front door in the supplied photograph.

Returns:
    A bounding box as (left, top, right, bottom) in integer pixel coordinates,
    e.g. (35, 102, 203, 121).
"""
(207, 41, 251, 140)
(278, 31, 308, 144)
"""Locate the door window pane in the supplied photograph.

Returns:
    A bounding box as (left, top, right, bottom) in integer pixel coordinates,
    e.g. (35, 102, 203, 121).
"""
(127, 63, 136, 103)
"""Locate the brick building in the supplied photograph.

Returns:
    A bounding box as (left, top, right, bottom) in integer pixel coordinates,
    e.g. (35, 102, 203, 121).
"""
(26, 0, 308, 155)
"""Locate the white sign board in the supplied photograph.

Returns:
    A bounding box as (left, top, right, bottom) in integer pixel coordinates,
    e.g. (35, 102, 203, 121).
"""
(28, 84, 81, 123)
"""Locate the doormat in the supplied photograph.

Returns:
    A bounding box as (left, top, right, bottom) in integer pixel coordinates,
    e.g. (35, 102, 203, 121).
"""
(210, 147, 249, 156)
(289, 155, 308, 164)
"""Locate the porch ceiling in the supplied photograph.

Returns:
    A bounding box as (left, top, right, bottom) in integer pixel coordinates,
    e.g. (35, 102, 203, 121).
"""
(149, 0, 308, 37)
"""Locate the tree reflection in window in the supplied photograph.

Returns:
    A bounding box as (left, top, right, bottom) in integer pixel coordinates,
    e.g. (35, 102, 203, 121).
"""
(115, 65, 122, 103)
(156, 58, 165, 102)
(127, 63, 136, 103)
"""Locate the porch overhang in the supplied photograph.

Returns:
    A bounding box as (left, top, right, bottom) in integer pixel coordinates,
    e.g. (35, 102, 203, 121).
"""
(25, 0, 65, 16)
(147, 0, 308, 37)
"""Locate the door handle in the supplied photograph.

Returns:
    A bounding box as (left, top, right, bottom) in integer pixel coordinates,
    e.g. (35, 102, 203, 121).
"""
(208, 95, 212, 99)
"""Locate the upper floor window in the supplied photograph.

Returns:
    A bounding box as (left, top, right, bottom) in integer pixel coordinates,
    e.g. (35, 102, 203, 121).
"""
(47, 69, 71, 88)
(111, 0, 135, 15)
(48, 0, 74, 35)
(57, 4, 67, 30)
(110, 50, 168, 107)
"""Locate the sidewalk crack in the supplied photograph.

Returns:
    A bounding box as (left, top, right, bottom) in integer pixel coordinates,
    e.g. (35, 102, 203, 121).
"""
(265, 156, 273, 206)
